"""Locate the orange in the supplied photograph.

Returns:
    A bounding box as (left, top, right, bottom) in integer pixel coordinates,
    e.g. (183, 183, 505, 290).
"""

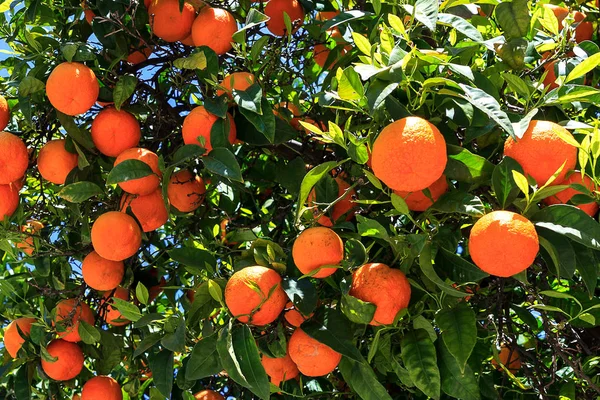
(101, 287, 131, 326)
(0, 183, 19, 222)
(544, 172, 598, 216)
(182, 107, 237, 152)
(394, 174, 449, 211)
(0, 131, 28, 184)
(469, 211, 539, 277)
(274, 102, 302, 129)
(193, 390, 224, 400)
(308, 177, 355, 226)
(284, 301, 312, 327)
(492, 345, 522, 373)
(224, 266, 288, 326)
(288, 328, 341, 377)
(82, 251, 125, 291)
(574, 11, 593, 43)
(0, 94, 9, 130)
(180, 33, 195, 46)
(3, 317, 36, 358)
(91, 211, 142, 261)
(126, 45, 152, 65)
(349, 263, 411, 325)
(120, 189, 168, 232)
(53, 299, 95, 343)
(81, 1, 95, 24)
(41, 339, 84, 381)
(82, 376, 122, 400)
(315, 10, 339, 21)
(167, 169, 206, 212)
(191, 7, 237, 55)
(16, 220, 44, 256)
(113, 148, 161, 195)
(37, 139, 79, 185)
(264, 0, 305, 36)
(46, 62, 99, 116)
(313, 28, 347, 69)
(542, 4, 569, 30)
(371, 116, 447, 192)
(73, 395, 81, 400)
(149, 0, 196, 42)
(261, 350, 300, 386)
(91, 108, 141, 157)
(503, 120, 577, 186)
(292, 227, 343, 278)
(543, 60, 559, 90)
(216, 72, 256, 98)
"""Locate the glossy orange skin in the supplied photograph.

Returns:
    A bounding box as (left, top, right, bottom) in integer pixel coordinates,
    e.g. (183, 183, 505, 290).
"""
(394, 174, 449, 211)
(46, 62, 99, 116)
(91, 211, 142, 261)
(191, 7, 237, 55)
(0, 131, 28, 184)
(41, 339, 84, 381)
(91, 108, 141, 157)
(0, 95, 9, 130)
(37, 139, 79, 185)
(148, 0, 196, 42)
(101, 287, 131, 326)
(167, 169, 206, 212)
(120, 189, 169, 232)
(288, 328, 341, 377)
(265, 0, 305, 36)
(81, 376, 123, 400)
(53, 299, 95, 343)
(82, 251, 125, 291)
(292, 227, 343, 278)
(3, 317, 36, 358)
(261, 350, 300, 386)
(182, 107, 237, 152)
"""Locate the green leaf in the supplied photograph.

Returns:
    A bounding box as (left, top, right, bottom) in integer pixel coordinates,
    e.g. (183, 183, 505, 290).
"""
(148, 350, 174, 398)
(512, 170, 530, 199)
(14, 365, 30, 400)
(217, 324, 270, 400)
(438, 339, 480, 400)
(436, 248, 489, 282)
(58, 181, 103, 203)
(161, 318, 186, 353)
(203, 148, 243, 182)
(78, 320, 101, 344)
(566, 52, 600, 83)
(296, 160, 346, 222)
(437, 13, 483, 42)
(445, 144, 495, 183)
(233, 84, 263, 114)
(419, 243, 469, 297)
(186, 334, 221, 380)
(496, 38, 528, 70)
(406, 0, 438, 32)
(340, 294, 376, 324)
(537, 227, 576, 278)
(458, 84, 515, 138)
(56, 112, 96, 151)
(338, 357, 393, 400)
(207, 279, 223, 303)
(239, 97, 275, 143)
(136, 282, 149, 305)
(436, 303, 477, 372)
(0, 0, 12, 13)
(401, 329, 441, 400)
(430, 191, 485, 217)
(495, 0, 530, 39)
(532, 205, 600, 250)
(113, 75, 137, 111)
(111, 298, 142, 321)
(281, 277, 318, 316)
(543, 85, 600, 106)
(391, 193, 410, 215)
(19, 76, 45, 96)
(168, 247, 216, 274)
(174, 50, 208, 70)
(107, 159, 154, 185)
(492, 156, 524, 209)
(338, 67, 364, 101)
(351, 32, 372, 56)
(571, 242, 598, 297)
(357, 215, 390, 241)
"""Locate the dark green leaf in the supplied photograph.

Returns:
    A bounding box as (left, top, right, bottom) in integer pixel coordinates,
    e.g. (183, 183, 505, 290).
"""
(458, 84, 515, 138)
(107, 159, 154, 185)
(168, 247, 216, 274)
(445, 144, 495, 184)
(438, 339, 480, 400)
(58, 181, 103, 203)
(436, 303, 477, 372)
(533, 205, 600, 250)
(161, 318, 186, 353)
(430, 191, 485, 216)
(281, 277, 318, 316)
(495, 0, 530, 39)
(186, 334, 221, 380)
(401, 329, 441, 400)
(340, 294, 376, 325)
(338, 357, 393, 400)
(148, 350, 174, 398)
(113, 75, 138, 110)
(492, 156, 524, 209)
(78, 320, 101, 345)
(203, 148, 243, 182)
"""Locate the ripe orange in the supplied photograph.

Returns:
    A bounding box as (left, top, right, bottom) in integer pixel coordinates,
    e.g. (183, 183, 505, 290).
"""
(308, 177, 355, 226)
(182, 106, 237, 152)
(82, 251, 125, 291)
(542, 60, 560, 90)
(284, 301, 312, 327)
(469, 211, 539, 277)
(37, 139, 79, 185)
(224, 266, 288, 326)
(544, 172, 598, 216)
(395, 174, 449, 211)
(101, 287, 131, 326)
(191, 7, 237, 55)
(81, 1, 95, 24)
(126, 45, 152, 65)
(41, 339, 84, 381)
(273, 101, 302, 129)
(91, 211, 142, 261)
(167, 169, 206, 212)
(264, 0, 305, 36)
(574, 11, 593, 43)
(0, 131, 28, 184)
(504, 120, 577, 186)
(73, 395, 81, 400)
(113, 148, 161, 195)
(372, 117, 447, 192)
(542, 4, 569, 29)
(0, 183, 19, 222)
(193, 390, 224, 400)
(349, 263, 411, 325)
(46, 62, 99, 116)
(0, 94, 9, 130)
(261, 350, 300, 386)
(292, 227, 344, 278)
(315, 10, 339, 21)
(314, 28, 347, 69)
(216, 72, 256, 98)
(180, 33, 195, 46)
(16, 220, 44, 256)
(288, 328, 341, 377)
(120, 189, 168, 232)
(492, 345, 522, 373)
(91, 108, 141, 157)
(82, 376, 122, 400)
(149, 0, 196, 42)
(3, 317, 36, 358)
(53, 299, 95, 343)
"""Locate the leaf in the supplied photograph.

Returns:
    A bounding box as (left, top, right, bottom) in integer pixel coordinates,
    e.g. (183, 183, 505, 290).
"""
(351, 32, 372, 56)
(492, 156, 524, 208)
(174, 50, 208, 70)
(338, 357, 393, 400)
(357, 215, 390, 241)
(233, 84, 263, 114)
(56, 112, 95, 150)
(340, 294, 376, 325)
(445, 144, 495, 184)
(296, 160, 346, 222)
(0, 0, 12, 13)
(495, 0, 530, 39)
(281, 277, 318, 316)
(161, 318, 186, 353)
(111, 298, 142, 321)
(14, 365, 30, 400)
(148, 350, 174, 398)
(436, 248, 489, 282)
(532, 205, 600, 250)
(537, 227, 577, 278)
(113, 75, 138, 110)
(133, 333, 162, 358)
(458, 84, 515, 138)
(406, 0, 438, 32)
(512, 170, 530, 199)
(543, 85, 600, 106)
(168, 247, 217, 274)
(566, 52, 600, 83)
(239, 97, 275, 143)
(107, 159, 154, 185)
(496, 38, 528, 70)
(203, 148, 243, 182)
(419, 243, 469, 298)
(58, 181, 103, 203)
(438, 339, 480, 400)
(571, 242, 598, 298)
(401, 329, 441, 400)
(217, 324, 270, 400)
(338, 67, 364, 101)
(78, 320, 101, 345)
(186, 334, 221, 380)
(430, 191, 485, 216)
(436, 303, 477, 372)
(19, 76, 45, 96)
(437, 13, 483, 42)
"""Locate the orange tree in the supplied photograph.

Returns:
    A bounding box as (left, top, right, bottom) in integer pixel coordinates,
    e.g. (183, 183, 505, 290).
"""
(1, 0, 600, 398)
